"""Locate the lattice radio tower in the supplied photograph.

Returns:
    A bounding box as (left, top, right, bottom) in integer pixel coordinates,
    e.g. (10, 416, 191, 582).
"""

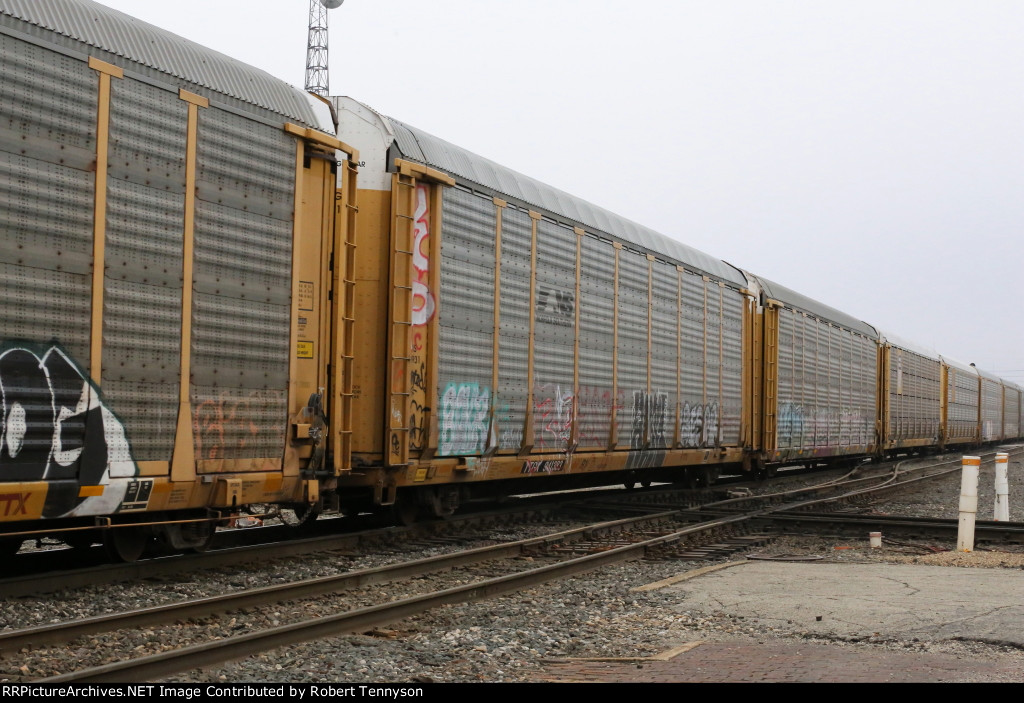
(305, 0, 343, 97)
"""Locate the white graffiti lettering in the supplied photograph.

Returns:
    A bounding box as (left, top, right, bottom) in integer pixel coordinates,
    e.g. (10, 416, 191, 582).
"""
(0, 345, 136, 518)
(679, 401, 720, 449)
(439, 382, 491, 456)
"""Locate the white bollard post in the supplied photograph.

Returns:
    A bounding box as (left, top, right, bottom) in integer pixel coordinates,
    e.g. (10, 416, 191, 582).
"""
(994, 452, 1010, 522)
(957, 456, 980, 552)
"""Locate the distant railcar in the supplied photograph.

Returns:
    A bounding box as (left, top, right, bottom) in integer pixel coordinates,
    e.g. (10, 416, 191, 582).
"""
(750, 275, 878, 468)
(940, 356, 982, 448)
(877, 333, 942, 456)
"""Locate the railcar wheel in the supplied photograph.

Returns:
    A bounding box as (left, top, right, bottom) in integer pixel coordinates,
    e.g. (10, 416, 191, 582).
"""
(624, 481, 636, 490)
(181, 521, 217, 553)
(103, 527, 147, 563)
(393, 492, 419, 526)
(426, 486, 460, 520)
(640, 480, 652, 488)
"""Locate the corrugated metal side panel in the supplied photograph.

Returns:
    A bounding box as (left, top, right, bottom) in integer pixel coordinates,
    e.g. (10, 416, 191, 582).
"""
(1004, 386, 1020, 439)
(948, 369, 979, 441)
(679, 271, 712, 447)
(888, 348, 940, 444)
(775, 309, 875, 453)
(531, 220, 576, 454)
(437, 188, 495, 457)
(775, 307, 799, 449)
(838, 327, 853, 446)
(649, 263, 677, 450)
(191, 110, 292, 462)
(981, 378, 1002, 442)
(721, 287, 744, 446)
(706, 282, 724, 446)
(577, 236, 615, 449)
(852, 328, 878, 447)
(0, 31, 94, 366)
(616, 251, 648, 448)
(100, 76, 186, 461)
(0, 0, 320, 126)
(496, 206, 531, 452)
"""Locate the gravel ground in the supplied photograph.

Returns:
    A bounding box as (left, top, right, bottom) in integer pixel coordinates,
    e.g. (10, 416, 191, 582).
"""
(4, 450, 1022, 683)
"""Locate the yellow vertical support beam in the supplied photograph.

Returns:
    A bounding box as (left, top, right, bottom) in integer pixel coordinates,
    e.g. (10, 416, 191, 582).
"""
(762, 302, 779, 454)
(284, 137, 308, 478)
(746, 291, 761, 451)
(571, 227, 584, 451)
(425, 184, 444, 455)
(490, 199, 506, 454)
(520, 211, 542, 455)
(608, 242, 622, 450)
(317, 161, 334, 395)
(879, 344, 889, 451)
(171, 88, 208, 482)
(717, 283, 724, 448)
(87, 57, 123, 381)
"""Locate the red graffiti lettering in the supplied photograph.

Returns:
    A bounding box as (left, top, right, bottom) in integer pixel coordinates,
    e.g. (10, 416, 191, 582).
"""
(0, 492, 29, 516)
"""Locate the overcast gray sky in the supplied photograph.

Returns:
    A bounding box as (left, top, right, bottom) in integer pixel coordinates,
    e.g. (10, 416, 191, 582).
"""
(99, 0, 1024, 384)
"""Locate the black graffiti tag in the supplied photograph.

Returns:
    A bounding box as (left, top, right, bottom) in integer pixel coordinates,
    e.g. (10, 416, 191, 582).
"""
(0, 345, 133, 517)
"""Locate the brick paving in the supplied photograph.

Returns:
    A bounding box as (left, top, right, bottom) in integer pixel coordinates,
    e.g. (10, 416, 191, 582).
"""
(539, 640, 1024, 683)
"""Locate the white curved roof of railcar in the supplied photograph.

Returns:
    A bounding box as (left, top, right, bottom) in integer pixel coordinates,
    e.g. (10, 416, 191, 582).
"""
(876, 330, 940, 361)
(749, 273, 878, 338)
(0, 0, 325, 128)
(976, 366, 1003, 382)
(940, 355, 980, 375)
(368, 107, 746, 287)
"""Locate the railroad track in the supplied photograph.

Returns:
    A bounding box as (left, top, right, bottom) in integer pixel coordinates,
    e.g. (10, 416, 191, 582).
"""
(11, 449, 1005, 683)
(758, 512, 1024, 544)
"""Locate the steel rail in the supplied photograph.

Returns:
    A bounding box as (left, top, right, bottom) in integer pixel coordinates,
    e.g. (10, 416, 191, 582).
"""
(759, 512, 1024, 541)
(38, 510, 752, 684)
(33, 447, 1023, 682)
(0, 510, 683, 653)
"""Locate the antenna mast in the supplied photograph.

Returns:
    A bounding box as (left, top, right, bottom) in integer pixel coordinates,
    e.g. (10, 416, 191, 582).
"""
(305, 0, 343, 96)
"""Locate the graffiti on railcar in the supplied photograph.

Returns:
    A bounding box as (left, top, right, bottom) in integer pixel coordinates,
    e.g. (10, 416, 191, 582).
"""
(0, 344, 136, 518)
(534, 383, 574, 451)
(496, 400, 524, 451)
(576, 385, 613, 447)
(627, 390, 670, 450)
(193, 389, 286, 461)
(438, 382, 491, 456)
(0, 492, 28, 516)
(678, 401, 719, 448)
(410, 184, 434, 452)
(521, 459, 566, 474)
(649, 392, 669, 448)
(625, 449, 665, 470)
(411, 185, 435, 330)
(777, 402, 804, 448)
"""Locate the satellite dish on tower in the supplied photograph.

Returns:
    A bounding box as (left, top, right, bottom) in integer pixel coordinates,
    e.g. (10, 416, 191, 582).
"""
(321, 0, 344, 8)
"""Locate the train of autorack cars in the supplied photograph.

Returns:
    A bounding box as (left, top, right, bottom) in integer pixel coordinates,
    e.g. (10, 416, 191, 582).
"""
(0, 0, 1017, 560)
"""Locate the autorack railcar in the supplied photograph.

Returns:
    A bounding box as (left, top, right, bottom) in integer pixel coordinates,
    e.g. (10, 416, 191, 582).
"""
(0, 0, 355, 559)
